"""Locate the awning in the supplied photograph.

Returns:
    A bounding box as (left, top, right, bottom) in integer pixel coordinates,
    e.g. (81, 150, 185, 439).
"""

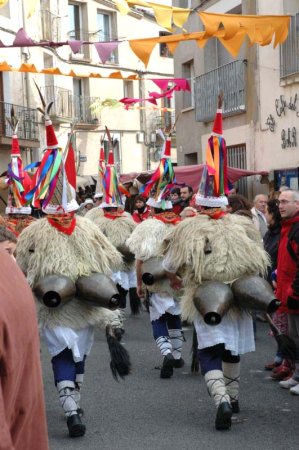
(119, 165, 269, 191)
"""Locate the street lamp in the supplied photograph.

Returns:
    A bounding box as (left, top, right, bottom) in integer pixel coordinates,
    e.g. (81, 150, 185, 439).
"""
(136, 131, 157, 170)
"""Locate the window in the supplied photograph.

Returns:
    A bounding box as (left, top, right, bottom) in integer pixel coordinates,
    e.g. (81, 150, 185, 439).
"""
(227, 144, 248, 197)
(184, 152, 198, 165)
(159, 32, 173, 58)
(182, 60, 194, 109)
(68, 3, 81, 40)
(124, 80, 134, 98)
(280, 13, 299, 78)
(68, 2, 89, 58)
(97, 11, 118, 63)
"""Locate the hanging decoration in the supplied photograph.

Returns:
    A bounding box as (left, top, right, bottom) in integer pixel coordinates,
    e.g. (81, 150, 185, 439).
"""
(0, 12, 290, 68)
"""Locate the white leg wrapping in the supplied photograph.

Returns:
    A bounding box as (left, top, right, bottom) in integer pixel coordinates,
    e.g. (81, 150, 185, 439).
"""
(155, 336, 172, 356)
(168, 329, 183, 360)
(74, 374, 84, 409)
(222, 362, 240, 403)
(57, 381, 77, 417)
(204, 370, 230, 408)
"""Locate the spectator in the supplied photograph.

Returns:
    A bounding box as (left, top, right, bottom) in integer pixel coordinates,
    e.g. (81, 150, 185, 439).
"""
(93, 192, 103, 207)
(263, 200, 285, 372)
(170, 187, 183, 215)
(180, 185, 193, 208)
(0, 249, 49, 450)
(0, 226, 17, 260)
(227, 194, 253, 219)
(251, 194, 268, 237)
(77, 198, 94, 216)
(275, 190, 299, 388)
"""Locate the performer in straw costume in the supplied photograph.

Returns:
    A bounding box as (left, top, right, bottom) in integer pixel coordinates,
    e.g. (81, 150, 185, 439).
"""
(16, 93, 130, 438)
(127, 135, 184, 378)
(162, 96, 273, 430)
(1, 108, 35, 235)
(88, 128, 140, 315)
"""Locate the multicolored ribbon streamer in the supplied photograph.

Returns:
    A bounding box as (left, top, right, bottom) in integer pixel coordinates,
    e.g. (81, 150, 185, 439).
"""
(25, 147, 63, 208)
(6, 155, 25, 207)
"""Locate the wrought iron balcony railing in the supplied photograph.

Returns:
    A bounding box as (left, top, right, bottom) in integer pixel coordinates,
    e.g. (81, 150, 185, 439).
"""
(40, 9, 61, 41)
(155, 111, 176, 132)
(0, 102, 39, 141)
(195, 60, 246, 122)
(41, 86, 100, 125)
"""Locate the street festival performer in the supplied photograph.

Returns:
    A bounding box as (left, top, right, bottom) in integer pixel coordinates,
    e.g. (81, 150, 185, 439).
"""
(87, 127, 140, 315)
(127, 133, 184, 378)
(162, 96, 280, 430)
(16, 90, 131, 438)
(0, 108, 35, 235)
(85, 139, 105, 221)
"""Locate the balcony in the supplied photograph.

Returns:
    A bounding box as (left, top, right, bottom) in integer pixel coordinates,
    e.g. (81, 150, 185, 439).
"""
(195, 60, 246, 122)
(41, 86, 100, 127)
(40, 9, 61, 41)
(280, 13, 299, 79)
(0, 102, 39, 147)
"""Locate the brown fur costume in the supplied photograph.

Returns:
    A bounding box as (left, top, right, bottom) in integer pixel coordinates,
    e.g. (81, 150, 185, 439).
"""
(16, 216, 124, 329)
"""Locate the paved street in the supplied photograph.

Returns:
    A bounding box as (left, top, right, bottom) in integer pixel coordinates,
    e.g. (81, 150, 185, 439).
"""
(41, 310, 299, 450)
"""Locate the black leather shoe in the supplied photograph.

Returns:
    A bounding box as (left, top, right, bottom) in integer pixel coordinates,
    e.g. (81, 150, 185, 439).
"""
(77, 407, 84, 417)
(215, 402, 232, 430)
(173, 358, 185, 369)
(160, 354, 174, 379)
(231, 400, 240, 414)
(67, 414, 86, 437)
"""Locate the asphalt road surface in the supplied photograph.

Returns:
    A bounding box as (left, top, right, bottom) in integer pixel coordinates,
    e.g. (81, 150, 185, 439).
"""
(41, 310, 299, 450)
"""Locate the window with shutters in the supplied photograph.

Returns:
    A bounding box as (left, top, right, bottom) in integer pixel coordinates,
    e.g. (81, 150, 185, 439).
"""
(280, 13, 299, 78)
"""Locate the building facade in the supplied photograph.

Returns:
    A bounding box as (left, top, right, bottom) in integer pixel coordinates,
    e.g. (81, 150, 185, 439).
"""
(0, 0, 175, 209)
(173, 0, 299, 197)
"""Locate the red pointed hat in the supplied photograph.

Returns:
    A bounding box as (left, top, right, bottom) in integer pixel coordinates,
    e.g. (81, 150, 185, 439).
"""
(45, 118, 59, 148)
(11, 135, 20, 155)
(107, 149, 114, 165)
(163, 137, 171, 158)
(212, 108, 223, 136)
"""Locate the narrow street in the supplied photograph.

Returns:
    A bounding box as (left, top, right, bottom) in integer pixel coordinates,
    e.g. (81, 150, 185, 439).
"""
(41, 310, 299, 450)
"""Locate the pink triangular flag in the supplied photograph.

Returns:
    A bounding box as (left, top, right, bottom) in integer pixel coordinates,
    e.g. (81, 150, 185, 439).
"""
(68, 40, 83, 54)
(13, 28, 34, 46)
(94, 41, 120, 64)
(152, 79, 170, 91)
(173, 78, 191, 91)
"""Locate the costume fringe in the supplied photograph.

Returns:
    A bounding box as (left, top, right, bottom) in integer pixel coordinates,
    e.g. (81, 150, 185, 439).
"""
(126, 218, 173, 261)
(37, 298, 124, 330)
(16, 216, 123, 287)
(84, 207, 104, 221)
(93, 215, 136, 249)
(165, 214, 269, 285)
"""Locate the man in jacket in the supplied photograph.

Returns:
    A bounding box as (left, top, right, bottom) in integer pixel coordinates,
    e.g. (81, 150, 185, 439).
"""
(251, 194, 268, 238)
(275, 189, 299, 392)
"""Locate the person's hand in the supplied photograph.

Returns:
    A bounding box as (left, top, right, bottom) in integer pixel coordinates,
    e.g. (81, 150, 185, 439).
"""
(137, 285, 144, 298)
(168, 274, 182, 290)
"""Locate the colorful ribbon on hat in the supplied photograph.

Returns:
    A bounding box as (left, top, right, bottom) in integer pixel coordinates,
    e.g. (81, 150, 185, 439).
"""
(142, 154, 175, 201)
(205, 135, 228, 197)
(6, 155, 26, 207)
(24, 147, 62, 208)
(102, 163, 129, 205)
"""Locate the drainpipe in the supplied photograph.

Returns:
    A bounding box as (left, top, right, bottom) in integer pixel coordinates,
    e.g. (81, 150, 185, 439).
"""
(20, 0, 31, 109)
